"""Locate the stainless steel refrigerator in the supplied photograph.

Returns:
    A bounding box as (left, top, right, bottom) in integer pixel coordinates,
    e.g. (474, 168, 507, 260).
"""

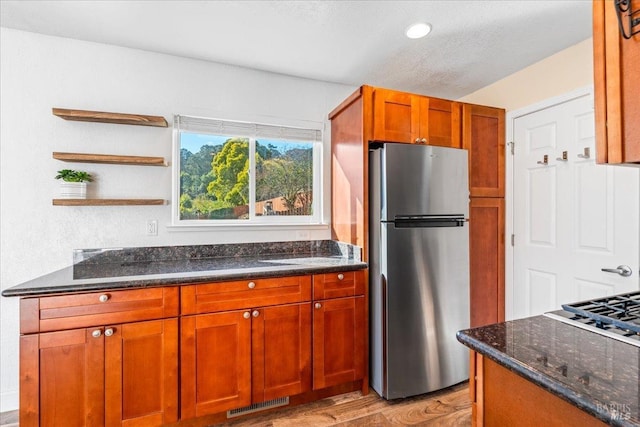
(369, 142, 470, 399)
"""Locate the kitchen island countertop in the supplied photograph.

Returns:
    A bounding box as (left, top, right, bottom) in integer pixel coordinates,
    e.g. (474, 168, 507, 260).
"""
(2, 240, 366, 297)
(457, 315, 640, 426)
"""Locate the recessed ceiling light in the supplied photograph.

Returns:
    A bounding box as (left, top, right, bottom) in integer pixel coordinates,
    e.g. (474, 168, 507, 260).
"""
(405, 22, 432, 39)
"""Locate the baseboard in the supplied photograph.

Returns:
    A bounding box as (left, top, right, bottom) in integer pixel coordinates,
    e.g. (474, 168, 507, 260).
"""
(0, 390, 18, 412)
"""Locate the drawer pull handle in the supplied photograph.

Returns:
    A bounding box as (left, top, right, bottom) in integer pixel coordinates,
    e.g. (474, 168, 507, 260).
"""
(248, 282, 256, 289)
(104, 328, 114, 337)
(315, 303, 322, 309)
(252, 310, 260, 318)
(243, 311, 251, 319)
(99, 294, 109, 303)
(337, 273, 344, 280)
(92, 330, 102, 338)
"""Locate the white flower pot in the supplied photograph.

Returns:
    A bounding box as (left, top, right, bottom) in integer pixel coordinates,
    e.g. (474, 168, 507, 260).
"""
(59, 182, 87, 199)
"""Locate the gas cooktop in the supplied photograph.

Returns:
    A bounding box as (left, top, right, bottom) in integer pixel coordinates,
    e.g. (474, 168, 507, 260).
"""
(544, 291, 640, 348)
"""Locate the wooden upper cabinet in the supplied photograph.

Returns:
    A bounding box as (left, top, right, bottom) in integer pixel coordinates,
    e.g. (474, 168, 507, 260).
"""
(593, 0, 640, 164)
(463, 104, 505, 197)
(372, 88, 461, 147)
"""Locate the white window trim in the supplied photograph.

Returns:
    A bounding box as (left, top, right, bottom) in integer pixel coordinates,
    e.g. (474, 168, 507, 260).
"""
(171, 114, 324, 227)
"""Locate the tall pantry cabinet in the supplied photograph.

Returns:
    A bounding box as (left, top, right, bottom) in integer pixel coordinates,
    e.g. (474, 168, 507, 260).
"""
(330, 85, 505, 328)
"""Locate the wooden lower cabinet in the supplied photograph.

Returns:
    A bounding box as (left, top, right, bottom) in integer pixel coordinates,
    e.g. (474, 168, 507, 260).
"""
(20, 318, 178, 427)
(180, 303, 312, 418)
(19, 272, 367, 425)
(469, 198, 505, 328)
(312, 296, 365, 390)
(470, 352, 606, 426)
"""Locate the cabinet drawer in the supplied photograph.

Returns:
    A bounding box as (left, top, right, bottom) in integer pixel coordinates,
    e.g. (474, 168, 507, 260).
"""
(181, 275, 312, 315)
(313, 270, 365, 300)
(20, 287, 179, 334)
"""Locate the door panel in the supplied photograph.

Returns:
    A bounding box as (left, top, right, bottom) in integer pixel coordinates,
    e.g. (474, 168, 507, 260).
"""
(426, 98, 461, 148)
(38, 328, 105, 427)
(252, 303, 312, 402)
(463, 104, 506, 197)
(512, 93, 639, 319)
(312, 296, 365, 390)
(180, 311, 251, 418)
(105, 319, 178, 426)
(372, 88, 419, 143)
(470, 198, 505, 327)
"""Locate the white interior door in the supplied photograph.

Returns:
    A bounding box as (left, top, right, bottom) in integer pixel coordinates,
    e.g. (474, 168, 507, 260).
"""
(511, 91, 639, 319)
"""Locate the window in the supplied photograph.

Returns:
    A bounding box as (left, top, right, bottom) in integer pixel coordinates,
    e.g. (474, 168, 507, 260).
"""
(173, 115, 322, 226)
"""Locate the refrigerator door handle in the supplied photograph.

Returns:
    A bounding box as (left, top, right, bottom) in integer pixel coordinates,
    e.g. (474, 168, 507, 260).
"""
(393, 215, 466, 228)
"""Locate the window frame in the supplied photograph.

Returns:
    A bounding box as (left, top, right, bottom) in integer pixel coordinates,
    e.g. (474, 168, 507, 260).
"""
(171, 115, 324, 227)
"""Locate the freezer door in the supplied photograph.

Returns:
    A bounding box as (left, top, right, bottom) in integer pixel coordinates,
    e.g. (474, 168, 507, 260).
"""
(381, 222, 470, 399)
(376, 143, 469, 220)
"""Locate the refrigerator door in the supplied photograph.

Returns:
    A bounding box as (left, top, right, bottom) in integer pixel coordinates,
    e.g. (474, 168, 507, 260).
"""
(377, 143, 469, 221)
(381, 222, 469, 398)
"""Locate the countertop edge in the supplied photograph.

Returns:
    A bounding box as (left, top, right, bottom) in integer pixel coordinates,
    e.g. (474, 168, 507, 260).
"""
(2, 262, 367, 297)
(456, 331, 636, 427)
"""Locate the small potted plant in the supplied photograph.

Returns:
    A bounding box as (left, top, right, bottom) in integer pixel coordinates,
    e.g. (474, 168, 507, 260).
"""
(55, 169, 93, 199)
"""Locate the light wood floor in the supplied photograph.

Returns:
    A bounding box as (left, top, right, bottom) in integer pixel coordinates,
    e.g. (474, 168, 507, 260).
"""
(0, 382, 471, 427)
(220, 382, 471, 427)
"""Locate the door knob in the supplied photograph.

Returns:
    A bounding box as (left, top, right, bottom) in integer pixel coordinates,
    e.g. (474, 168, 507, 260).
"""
(601, 265, 632, 277)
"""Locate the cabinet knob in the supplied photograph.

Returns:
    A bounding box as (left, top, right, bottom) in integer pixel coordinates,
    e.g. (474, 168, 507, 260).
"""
(99, 294, 109, 303)
(104, 328, 114, 337)
(92, 330, 102, 338)
(248, 281, 256, 289)
(421, 138, 427, 144)
(243, 311, 251, 319)
(252, 310, 260, 318)
(315, 302, 322, 309)
(337, 273, 344, 280)
(414, 138, 421, 144)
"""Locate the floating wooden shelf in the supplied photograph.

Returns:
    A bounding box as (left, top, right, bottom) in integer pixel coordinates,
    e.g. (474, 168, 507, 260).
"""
(53, 199, 166, 206)
(52, 108, 168, 128)
(53, 152, 167, 166)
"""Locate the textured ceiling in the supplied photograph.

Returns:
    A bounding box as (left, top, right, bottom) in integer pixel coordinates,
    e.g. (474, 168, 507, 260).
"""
(0, 0, 593, 99)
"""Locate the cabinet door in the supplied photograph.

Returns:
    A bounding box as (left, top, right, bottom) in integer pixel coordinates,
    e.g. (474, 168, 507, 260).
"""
(20, 329, 105, 427)
(469, 198, 505, 327)
(372, 88, 420, 143)
(251, 303, 312, 402)
(423, 97, 462, 148)
(312, 296, 365, 390)
(181, 310, 252, 418)
(105, 319, 178, 426)
(463, 104, 505, 197)
(593, 0, 640, 164)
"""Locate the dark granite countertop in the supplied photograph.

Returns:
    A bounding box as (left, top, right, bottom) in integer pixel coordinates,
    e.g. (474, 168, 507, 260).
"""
(2, 240, 366, 297)
(457, 316, 640, 426)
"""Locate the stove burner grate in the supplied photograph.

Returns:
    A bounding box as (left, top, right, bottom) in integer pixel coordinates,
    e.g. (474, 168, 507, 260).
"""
(561, 291, 640, 334)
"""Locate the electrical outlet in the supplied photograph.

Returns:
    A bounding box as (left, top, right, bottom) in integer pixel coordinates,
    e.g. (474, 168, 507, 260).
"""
(147, 220, 158, 236)
(296, 230, 310, 240)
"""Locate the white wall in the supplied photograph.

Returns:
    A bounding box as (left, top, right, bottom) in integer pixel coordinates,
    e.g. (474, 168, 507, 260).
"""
(458, 38, 593, 111)
(0, 28, 356, 411)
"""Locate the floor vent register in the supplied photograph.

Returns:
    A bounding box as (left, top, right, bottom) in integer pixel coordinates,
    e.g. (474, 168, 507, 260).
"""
(227, 396, 290, 418)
